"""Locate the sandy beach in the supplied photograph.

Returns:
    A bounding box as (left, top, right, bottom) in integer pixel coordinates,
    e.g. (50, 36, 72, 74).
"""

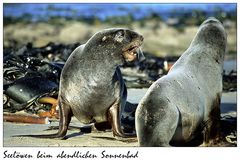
(3, 89, 236, 147)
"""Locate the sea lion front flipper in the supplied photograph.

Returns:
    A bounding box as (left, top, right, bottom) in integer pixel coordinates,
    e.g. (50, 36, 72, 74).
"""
(107, 100, 136, 138)
(52, 98, 73, 138)
(13, 97, 73, 139)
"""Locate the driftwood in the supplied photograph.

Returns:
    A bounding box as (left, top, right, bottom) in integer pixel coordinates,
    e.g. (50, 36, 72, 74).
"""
(3, 113, 49, 124)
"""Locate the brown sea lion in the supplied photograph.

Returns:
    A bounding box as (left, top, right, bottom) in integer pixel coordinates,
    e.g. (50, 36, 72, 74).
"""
(17, 28, 144, 139)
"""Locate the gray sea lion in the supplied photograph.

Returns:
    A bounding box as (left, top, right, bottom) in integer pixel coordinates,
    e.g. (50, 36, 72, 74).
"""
(135, 17, 227, 146)
(18, 28, 144, 139)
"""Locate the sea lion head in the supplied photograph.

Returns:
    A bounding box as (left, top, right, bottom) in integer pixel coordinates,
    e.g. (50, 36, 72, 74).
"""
(192, 17, 227, 50)
(119, 29, 144, 62)
(87, 28, 144, 64)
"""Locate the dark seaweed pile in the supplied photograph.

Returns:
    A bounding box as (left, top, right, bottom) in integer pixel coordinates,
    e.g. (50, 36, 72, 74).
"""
(223, 70, 237, 92)
(3, 42, 79, 113)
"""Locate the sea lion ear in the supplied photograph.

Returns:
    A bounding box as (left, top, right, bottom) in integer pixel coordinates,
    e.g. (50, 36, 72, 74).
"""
(102, 36, 107, 42)
(114, 30, 124, 42)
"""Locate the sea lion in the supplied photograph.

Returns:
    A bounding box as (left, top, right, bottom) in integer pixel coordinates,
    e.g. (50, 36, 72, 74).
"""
(18, 28, 144, 139)
(135, 17, 227, 146)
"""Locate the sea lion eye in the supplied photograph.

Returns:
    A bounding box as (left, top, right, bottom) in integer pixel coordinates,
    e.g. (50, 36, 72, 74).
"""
(114, 30, 125, 42)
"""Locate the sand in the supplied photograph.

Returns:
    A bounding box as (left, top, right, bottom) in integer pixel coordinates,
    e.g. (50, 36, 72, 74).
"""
(3, 89, 236, 147)
(3, 21, 237, 57)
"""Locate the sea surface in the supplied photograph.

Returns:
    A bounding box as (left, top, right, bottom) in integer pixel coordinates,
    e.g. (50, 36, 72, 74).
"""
(3, 3, 236, 21)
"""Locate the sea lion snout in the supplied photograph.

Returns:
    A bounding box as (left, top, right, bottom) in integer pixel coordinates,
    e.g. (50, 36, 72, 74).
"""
(122, 30, 144, 62)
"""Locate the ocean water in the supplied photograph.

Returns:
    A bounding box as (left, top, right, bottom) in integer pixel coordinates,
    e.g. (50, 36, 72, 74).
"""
(3, 3, 237, 21)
